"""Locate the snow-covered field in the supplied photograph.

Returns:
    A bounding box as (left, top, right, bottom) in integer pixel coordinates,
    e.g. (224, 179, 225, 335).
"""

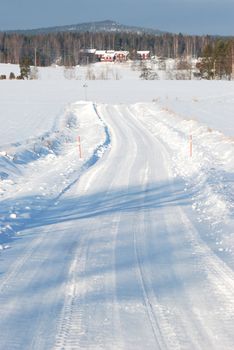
(0, 63, 233, 349)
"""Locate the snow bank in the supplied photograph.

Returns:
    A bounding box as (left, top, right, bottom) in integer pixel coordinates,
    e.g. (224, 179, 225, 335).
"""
(131, 103, 234, 260)
(0, 102, 109, 248)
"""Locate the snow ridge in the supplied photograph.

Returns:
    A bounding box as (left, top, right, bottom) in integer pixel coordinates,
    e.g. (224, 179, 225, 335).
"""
(0, 102, 111, 251)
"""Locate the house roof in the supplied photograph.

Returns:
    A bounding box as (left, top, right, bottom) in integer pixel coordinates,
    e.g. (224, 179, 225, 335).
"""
(102, 52, 116, 58)
(95, 50, 106, 55)
(80, 49, 96, 54)
(137, 51, 150, 55)
(115, 51, 129, 56)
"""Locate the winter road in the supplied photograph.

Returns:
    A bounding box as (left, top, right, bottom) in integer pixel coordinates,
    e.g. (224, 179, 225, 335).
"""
(0, 104, 233, 350)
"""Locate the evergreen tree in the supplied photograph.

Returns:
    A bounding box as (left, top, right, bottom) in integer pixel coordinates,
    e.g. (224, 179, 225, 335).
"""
(213, 40, 232, 79)
(19, 57, 31, 79)
(197, 40, 232, 80)
(139, 64, 159, 80)
(196, 44, 215, 79)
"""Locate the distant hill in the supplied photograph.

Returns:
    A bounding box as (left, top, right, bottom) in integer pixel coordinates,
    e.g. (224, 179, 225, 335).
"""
(5, 20, 165, 36)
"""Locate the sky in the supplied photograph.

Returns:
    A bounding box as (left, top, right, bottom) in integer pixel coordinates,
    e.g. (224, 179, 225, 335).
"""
(0, 0, 233, 36)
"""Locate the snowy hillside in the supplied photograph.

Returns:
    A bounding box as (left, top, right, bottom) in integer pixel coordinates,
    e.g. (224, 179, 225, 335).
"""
(0, 63, 233, 349)
(5, 20, 164, 35)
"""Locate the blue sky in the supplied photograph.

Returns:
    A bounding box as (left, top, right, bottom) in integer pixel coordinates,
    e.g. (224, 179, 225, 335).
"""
(0, 0, 233, 35)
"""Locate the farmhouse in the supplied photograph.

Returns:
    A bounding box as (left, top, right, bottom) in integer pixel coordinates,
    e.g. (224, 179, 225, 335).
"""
(115, 51, 129, 62)
(137, 51, 150, 60)
(98, 50, 130, 62)
(101, 51, 116, 62)
(80, 48, 147, 63)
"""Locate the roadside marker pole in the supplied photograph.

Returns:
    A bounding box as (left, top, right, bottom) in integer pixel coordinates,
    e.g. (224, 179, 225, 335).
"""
(78, 136, 82, 159)
(189, 134, 193, 157)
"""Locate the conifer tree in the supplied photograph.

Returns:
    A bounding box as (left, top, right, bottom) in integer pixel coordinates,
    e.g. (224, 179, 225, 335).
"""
(19, 57, 31, 79)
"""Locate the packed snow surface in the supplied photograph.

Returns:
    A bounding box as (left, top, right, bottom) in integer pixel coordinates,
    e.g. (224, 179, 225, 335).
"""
(0, 63, 233, 349)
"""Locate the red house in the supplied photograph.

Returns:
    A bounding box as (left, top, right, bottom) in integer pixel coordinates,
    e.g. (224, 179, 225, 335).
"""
(101, 51, 116, 62)
(137, 51, 150, 60)
(115, 51, 129, 62)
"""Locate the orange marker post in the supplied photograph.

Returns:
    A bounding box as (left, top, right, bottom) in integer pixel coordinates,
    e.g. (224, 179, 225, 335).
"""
(189, 134, 193, 157)
(78, 136, 82, 159)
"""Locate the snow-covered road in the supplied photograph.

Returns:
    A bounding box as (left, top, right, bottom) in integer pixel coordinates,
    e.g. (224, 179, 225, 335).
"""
(0, 103, 233, 349)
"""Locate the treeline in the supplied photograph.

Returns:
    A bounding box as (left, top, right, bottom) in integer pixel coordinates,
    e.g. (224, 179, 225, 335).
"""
(197, 40, 233, 79)
(0, 31, 223, 66)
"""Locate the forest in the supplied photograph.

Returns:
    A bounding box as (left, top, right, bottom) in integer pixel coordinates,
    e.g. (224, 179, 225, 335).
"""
(0, 31, 228, 64)
(0, 30, 233, 79)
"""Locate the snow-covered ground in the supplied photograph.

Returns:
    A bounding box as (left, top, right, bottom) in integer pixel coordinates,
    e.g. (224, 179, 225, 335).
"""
(0, 63, 233, 349)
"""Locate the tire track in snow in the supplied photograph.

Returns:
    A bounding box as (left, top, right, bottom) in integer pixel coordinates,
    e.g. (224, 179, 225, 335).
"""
(0, 230, 46, 294)
(52, 177, 122, 349)
(52, 235, 88, 350)
(53, 105, 124, 350)
(133, 209, 166, 349)
(120, 107, 166, 348)
(120, 108, 171, 349)
(130, 139, 173, 350)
